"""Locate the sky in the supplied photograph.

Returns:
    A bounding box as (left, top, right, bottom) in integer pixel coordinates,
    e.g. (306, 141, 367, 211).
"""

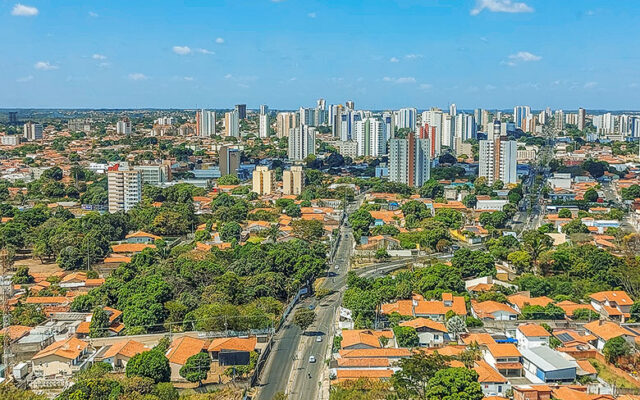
(1, 0, 640, 110)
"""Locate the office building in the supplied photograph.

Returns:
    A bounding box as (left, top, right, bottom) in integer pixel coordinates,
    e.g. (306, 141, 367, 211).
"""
(288, 125, 316, 161)
(225, 110, 240, 137)
(277, 112, 299, 138)
(133, 164, 171, 186)
(388, 132, 431, 188)
(9, 112, 18, 125)
(578, 108, 586, 131)
(196, 110, 216, 137)
(235, 104, 247, 119)
(383, 112, 395, 140)
(219, 145, 241, 176)
(355, 118, 386, 157)
(23, 122, 43, 141)
(513, 106, 531, 131)
(479, 133, 517, 186)
(259, 105, 269, 138)
(252, 166, 275, 195)
(108, 164, 142, 213)
(283, 166, 304, 195)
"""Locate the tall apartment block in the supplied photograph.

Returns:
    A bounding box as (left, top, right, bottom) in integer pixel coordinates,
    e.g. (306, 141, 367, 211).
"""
(283, 166, 304, 195)
(108, 163, 142, 213)
(23, 122, 43, 141)
(252, 166, 275, 195)
(388, 132, 431, 188)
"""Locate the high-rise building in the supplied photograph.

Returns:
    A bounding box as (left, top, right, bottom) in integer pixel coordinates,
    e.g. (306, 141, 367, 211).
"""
(479, 135, 517, 186)
(578, 108, 586, 131)
(133, 164, 171, 186)
(252, 166, 275, 195)
(554, 110, 565, 130)
(345, 100, 355, 111)
(8, 112, 18, 125)
(283, 166, 304, 195)
(355, 118, 386, 157)
(196, 110, 216, 137)
(329, 104, 343, 138)
(442, 114, 454, 149)
(388, 132, 431, 188)
(513, 106, 531, 131)
(219, 145, 241, 176)
(383, 112, 395, 140)
(449, 103, 457, 117)
(116, 118, 132, 135)
(259, 105, 269, 138)
(23, 122, 43, 141)
(421, 108, 443, 156)
(396, 108, 417, 131)
(288, 125, 316, 161)
(277, 112, 298, 138)
(107, 163, 142, 213)
(225, 110, 240, 137)
(455, 113, 476, 142)
(299, 107, 317, 127)
(235, 104, 247, 119)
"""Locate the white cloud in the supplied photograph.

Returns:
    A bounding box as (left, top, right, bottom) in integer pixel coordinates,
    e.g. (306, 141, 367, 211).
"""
(383, 76, 416, 84)
(216, 37, 225, 44)
(389, 57, 399, 63)
(584, 81, 598, 89)
(128, 73, 148, 81)
(289, 77, 297, 81)
(508, 51, 541, 62)
(470, 0, 533, 16)
(183, 76, 194, 81)
(92, 54, 107, 60)
(307, 12, 316, 18)
(88, 11, 98, 17)
(419, 83, 433, 90)
(172, 46, 192, 55)
(34, 61, 58, 70)
(501, 60, 517, 67)
(405, 54, 423, 60)
(16, 75, 34, 82)
(224, 74, 233, 79)
(195, 48, 214, 55)
(12, 3, 38, 16)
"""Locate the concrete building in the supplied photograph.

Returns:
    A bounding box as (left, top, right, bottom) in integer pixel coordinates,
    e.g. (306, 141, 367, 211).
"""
(288, 125, 316, 161)
(108, 164, 142, 213)
(235, 104, 247, 119)
(396, 107, 417, 131)
(252, 166, 275, 195)
(23, 122, 43, 141)
(479, 134, 517, 186)
(133, 164, 171, 186)
(1, 135, 21, 146)
(259, 105, 269, 138)
(219, 145, 241, 176)
(388, 132, 431, 187)
(277, 112, 299, 138)
(520, 346, 576, 383)
(283, 166, 304, 195)
(578, 107, 586, 131)
(355, 117, 386, 157)
(116, 118, 132, 135)
(225, 110, 240, 137)
(196, 109, 216, 137)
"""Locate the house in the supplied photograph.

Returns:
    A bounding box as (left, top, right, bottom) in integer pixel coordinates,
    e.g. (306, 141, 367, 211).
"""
(483, 343, 522, 377)
(471, 300, 518, 321)
(554, 300, 597, 319)
(512, 385, 553, 400)
(125, 231, 162, 244)
(552, 330, 596, 351)
(340, 330, 394, 350)
(461, 333, 496, 346)
(31, 337, 90, 377)
(165, 336, 208, 381)
(583, 320, 637, 350)
(589, 290, 633, 322)
(99, 339, 146, 370)
(519, 346, 576, 383)
(399, 318, 449, 347)
(475, 360, 509, 398)
(552, 386, 614, 400)
(507, 293, 553, 313)
(110, 243, 156, 255)
(208, 336, 257, 360)
(334, 368, 394, 382)
(337, 348, 411, 360)
(516, 324, 550, 349)
(75, 306, 125, 338)
(381, 293, 466, 321)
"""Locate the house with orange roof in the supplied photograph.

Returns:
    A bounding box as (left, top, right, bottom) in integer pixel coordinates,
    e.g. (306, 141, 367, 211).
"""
(333, 368, 394, 382)
(75, 306, 124, 338)
(589, 290, 633, 322)
(369, 210, 404, 227)
(461, 333, 496, 346)
(475, 360, 509, 398)
(32, 336, 91, 377)
(335, 357, 390, 369)
(552, 386, 613, 400)
(516, 323, 550, 349)
(471, 300, 518, 321)
(413, 293, 467, 321)
(507, 293, 553, 313)
(111, 243, 156, 254)
(512, 384, 553, 400)
(554, 300, 597, 319)
(99, 339, 147, 369)
(165, 336, 208, 381)
(552, 330, 596, 352)
(337, 348, 411, 360)
(0, 325, 32, 342)
(208, 336, 257, 359)
(583, 320, 637, 350)
(103, 254, 132, 265)
(340, 330, 394, 350)
(483, 343, 522, 378)
(125, 230, 162, 244)
(399, 318, 449, 347)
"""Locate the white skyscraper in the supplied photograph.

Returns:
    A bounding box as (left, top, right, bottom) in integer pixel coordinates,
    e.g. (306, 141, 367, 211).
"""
(259, 105, 269, 138)
(23, 122, 43, 141)
(513, 106, 531, 131)
(288, 125, 316, 161)
(389, 132, 431, 188)
(197, 110, 216, 137)
(355, 118, 386, 157)
(449, 103, 457, 117)
(116, 118, 132, 135)
(396, 108, 417, 131)
(442, 114, 454, 148)
(479, 136, 517, 186)
(108, 163, 142, 213)
(225, 110, 240, 137)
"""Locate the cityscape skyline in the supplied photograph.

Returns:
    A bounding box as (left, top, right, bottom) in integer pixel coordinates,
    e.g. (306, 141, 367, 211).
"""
(2, 0, 640, 109)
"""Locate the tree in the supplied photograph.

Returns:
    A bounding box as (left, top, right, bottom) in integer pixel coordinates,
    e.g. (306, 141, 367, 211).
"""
(375, 248, 391, 261)
(462, 194, 477, 208)
(393, 326, 419, 347)
(220, 221, 242, 242)
(507, 250, 533, 274)
(284, 203, 301, 217)
(12, 266, 34, 284)
(217, 175, 240, 185)
(433, 209, 464, 229)
(584, 188, 599, 202)
(562, 218, 590, 234)
(125, 350, 171, 383)
(179, 352, 211, 385)
(57, 245, 84, 270)
(521, 230, 553, 268)
(391, 351, 449, 400)
(451, 248, 495, 279)
(89, 307, 110, 338)
(603, 336, 630, 365)
(348, 208, 374, 239)
(291, 219, 324, 242)
(419, 179, 444, 199)
(446, 316, 466, 340)
(293, 308, 315, 332)
(425, 368, 484, 400)
(558, 208, 572, 218)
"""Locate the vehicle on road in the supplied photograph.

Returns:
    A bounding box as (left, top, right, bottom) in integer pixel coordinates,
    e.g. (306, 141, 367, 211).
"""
(309, 356, 316, 363)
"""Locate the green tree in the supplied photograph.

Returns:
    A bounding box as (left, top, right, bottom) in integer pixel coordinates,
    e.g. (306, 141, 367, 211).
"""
(217, 175, 240, 185)
(434, 209, 464, 229)
(562, 218, 590, 234)
(89, 307, 110, 338)
(375, 248, 391, 261)
(419, 179, 444, 199)
(558, 208, 572, 218)
(348, 208, 374, 239)
(393, 326, 419, 347)
(584, 188, 599, 202)
(425, 368, 484, 400)
(507, 250, 533, 274)
(521, 230, 553, 268)
(179, 352, 211, 386)
(391, 351, 449, 400)
(603, 336, 630, 365)
(291, 219, 324, 242)
(12, 266, 34, 284)
(125, 350, 171, 383)
(445, 316, 466, 340)
(451, 248, 495, 279)
(293, 308, 315, 332)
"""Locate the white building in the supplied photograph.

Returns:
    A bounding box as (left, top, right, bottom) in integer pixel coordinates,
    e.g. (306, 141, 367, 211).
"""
(116, 118, 132, 135)
(259, 105, 269, 138)
(23, 122, 43, 141)
(288, 125, 316, 161)
(388, 133, 431, 187)
(225, 110, 240, 137)
(197, 110, 216, 137)
(355, 118, 386, 157)
(108, 164, 142, 213)
(479, 137, 517, 186)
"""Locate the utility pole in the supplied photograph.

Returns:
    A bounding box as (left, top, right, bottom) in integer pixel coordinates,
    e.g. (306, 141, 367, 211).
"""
(1, 249, 12, 381)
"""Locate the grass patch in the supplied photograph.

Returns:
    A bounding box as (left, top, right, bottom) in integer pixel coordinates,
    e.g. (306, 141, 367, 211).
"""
(589, 359, 640, 390)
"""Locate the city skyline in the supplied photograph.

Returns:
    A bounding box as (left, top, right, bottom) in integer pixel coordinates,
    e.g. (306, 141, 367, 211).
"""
(2, 0, 640, 109)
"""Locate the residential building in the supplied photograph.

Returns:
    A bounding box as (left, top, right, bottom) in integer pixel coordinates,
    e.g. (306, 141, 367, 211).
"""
(235, 104, 247, 119)
(99, 339, 146, 370)
(475, 360, 509, 397)
(68, 119, 92, 133)
(252, 166, 275, 195)
(288, 124, 316, 161)
(516, 323, 551, 349)
(483, 343, 522, 378)
(1, 135, 20, 146)
(225, 110, 240, 137)
(479, 133, 517, 185)
(355, 117, 386, 157)
(471, 300, 518, 320)
(283, 166, 304, 195)
(23, 121, 43, 141)
(520, 346, 576, 383)
(219, 145, 241, 176)
(196, 109, 216, 137)
(259, 105, 269, 138)
(107, 163, 142, 213)
(578, 107, 586, 131)
(388, 132, 431, 188)
(165, 336, 207, 381)
(396, 107, 417, 131)
(583, 320, 637, 350)
(133, 164, 171, 186)
(589, 290, 633, 322)
(277, 112, 298, 138)
(116, 118, 132, 135)
(32, 337, 90, 377)
(399, 318, 449, 347)
(513, 106, 531, 131)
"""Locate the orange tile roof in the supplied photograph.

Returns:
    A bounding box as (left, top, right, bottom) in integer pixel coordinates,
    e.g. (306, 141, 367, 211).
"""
(103, 339, 147, 359)
(335, 369, 394, 381)
(461, 333, 496, 345)
(414, 296, 466, 316)
(486, 343, 521, 358)
(584, 320, 635, 341)
(399, 318, 447, 332)
(576, 359, 597, 375)
(553, 386, 614, 400)
(125, 230, 162, 240)
(471, 300, 517, 319)
(111, 243, 156, 253)
(517, 323, 551, 337)
(507, 293, 553, 309)
(33, 337, 88, 361)
(381, 300, 413, 316)
(76, 321, 90, 334)
(165, 336, 207, 365)
(208, 336, 257, 353)
(338, 348, 411, 359)
(589, 291, 633, 306)
(0, 325, 32, 341)
(555, 300, 597, 317)
(336, 358, 390, 368)
(103, 254, 132, 264)
(25, 296, 70, 305)
(475, 360, 507, 383)
(341, 330, 393, 349)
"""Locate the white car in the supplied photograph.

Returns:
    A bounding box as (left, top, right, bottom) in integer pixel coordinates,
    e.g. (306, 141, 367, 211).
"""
(316, 336, 322, 342)
(309, 356, 316, 363)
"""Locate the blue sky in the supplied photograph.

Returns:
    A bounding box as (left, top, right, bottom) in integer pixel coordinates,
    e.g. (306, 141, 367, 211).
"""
(2, 0, 639, 110)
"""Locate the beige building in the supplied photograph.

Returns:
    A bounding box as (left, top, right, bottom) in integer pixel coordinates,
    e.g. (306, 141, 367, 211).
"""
(276, 112, 299, 138)
(252, 166, 275, 195)
(283, 166, 304, 195)
(32, 337, 89, 378)
(108, 163, 142, 213)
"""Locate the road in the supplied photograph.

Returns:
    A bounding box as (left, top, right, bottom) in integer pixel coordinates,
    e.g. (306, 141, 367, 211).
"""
(256, 210, 357, 400)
